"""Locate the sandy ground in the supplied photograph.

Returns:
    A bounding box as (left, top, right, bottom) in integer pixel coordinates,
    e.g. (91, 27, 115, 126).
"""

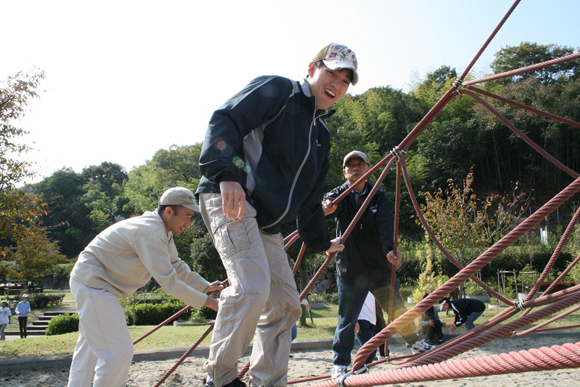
(1, 334, 579, 386)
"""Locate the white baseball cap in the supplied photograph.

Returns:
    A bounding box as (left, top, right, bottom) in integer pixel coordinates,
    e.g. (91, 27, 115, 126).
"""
(313, 43, 359, 85)
(159, 187, 199, 212)
(343, 150, 369, 167)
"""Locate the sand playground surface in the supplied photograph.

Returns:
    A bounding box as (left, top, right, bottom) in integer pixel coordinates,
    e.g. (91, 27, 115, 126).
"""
(1, 333, 580, 386)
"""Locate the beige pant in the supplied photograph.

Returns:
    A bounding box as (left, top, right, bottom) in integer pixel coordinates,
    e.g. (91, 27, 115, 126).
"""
(68, 277, 133, 387)
(200, 194, 302, 387)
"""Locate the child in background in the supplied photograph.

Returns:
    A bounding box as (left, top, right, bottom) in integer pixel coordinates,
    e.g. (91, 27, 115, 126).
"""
(355, 292, 378, 366)
(420, 293, 445, 344)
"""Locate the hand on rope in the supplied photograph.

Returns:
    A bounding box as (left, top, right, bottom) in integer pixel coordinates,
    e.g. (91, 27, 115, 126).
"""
(203, 280, 227, 312)
(219, 181, 247, 220)
(321, 199, 337, 216)
(387, 250, 402, 266)
(325, 237, 344, 254)
(205, 280, 226, 295)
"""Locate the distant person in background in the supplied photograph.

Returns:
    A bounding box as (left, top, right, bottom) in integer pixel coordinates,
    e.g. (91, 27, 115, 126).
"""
(15, 294, 31, 339)
(439, 297, 486, 332)
(0, 299, 12, 340)
(67, 187, 224, 387)
(420, 293, 445, 344)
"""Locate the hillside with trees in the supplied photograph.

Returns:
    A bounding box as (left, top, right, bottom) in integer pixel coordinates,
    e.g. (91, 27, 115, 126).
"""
(2, 42, 579, 295)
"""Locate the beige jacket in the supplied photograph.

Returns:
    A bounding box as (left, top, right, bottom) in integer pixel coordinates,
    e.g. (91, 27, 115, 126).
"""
(71, 211, 209, 309)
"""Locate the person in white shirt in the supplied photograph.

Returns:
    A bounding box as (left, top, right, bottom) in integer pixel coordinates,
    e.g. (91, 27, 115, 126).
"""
(67, 187, 224, 387)
(15, 294, 31, 338)
(0, 299, 12, 340)
(354, 292, 378, 366)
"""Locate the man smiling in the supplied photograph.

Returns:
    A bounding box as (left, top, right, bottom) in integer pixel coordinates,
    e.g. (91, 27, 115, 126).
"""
(196, 43, 358, 387)
(67, 187, 223, 387)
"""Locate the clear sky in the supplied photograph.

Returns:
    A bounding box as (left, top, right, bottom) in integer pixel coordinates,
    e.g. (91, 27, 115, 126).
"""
(2, 0, 579, 183)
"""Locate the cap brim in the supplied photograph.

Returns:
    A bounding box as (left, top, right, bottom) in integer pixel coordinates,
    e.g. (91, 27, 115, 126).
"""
(322, 59, 359, 85)
(183, 203, 200, 213)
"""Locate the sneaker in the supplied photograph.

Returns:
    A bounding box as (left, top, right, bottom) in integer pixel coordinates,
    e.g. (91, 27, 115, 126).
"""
(224, 379, 246, 387)
(411, 340, 434, 353)
(202, 377, 246, 387)
(331, 365, 349, 379)
(377, 355, 387, 361)
(354, 365, 369, 375)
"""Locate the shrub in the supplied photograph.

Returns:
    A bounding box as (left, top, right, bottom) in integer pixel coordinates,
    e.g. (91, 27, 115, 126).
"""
(29, 294, 65, 308)
(4, 294, 64, 308)
(119, 287, 173, 308)
(46, 313, 79, 335)
(125, 301, 193, 325)
(189, 307, 217, 323)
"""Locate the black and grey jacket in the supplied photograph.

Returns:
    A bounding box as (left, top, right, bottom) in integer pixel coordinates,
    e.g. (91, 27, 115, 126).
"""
(449, 298, 486, 327)
(196, 75, 333, 252)
(324, 181, 395, 283)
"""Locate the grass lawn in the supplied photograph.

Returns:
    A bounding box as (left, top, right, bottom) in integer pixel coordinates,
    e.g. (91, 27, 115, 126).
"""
(1, 301, 578, 361)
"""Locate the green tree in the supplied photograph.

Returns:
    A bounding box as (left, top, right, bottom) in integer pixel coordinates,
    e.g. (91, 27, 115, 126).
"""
(419, 169, 530, 284)
(189, 231, 227, 282)
(0, 68, 47, 243)
(412, 238, 448, 302)
(412, 66, 482, 189)
(0, 67, 45, 189)
(490, 42, 579, 86)
(30, 168, 92, 257)
(81, 162, 127, 233)
(477, 42, 580, 197)
(2, 226, 67, 283)
(123, 144, 202, 214)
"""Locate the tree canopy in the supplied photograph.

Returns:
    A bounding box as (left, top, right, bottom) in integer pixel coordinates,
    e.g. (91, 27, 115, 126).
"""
(4, 42, 579, 286)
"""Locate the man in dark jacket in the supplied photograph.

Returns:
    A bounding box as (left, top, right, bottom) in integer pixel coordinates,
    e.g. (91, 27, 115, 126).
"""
(440, 297, 486, 332)
(196, 43, 357, 387)
(323, 150, 419, 379)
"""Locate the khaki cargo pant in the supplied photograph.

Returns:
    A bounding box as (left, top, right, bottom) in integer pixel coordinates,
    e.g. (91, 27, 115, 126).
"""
(200, 194, 302, 387)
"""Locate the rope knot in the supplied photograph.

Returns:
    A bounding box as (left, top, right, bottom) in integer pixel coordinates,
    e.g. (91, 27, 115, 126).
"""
(390, 146, 407, 161)
(336, 371, 352, 387)
(453, 79, 464, 95)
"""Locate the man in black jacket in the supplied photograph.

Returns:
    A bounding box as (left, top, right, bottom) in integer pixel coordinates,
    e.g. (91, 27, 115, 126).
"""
(323, 150, 419, 379)
(196, 43, 357, 387)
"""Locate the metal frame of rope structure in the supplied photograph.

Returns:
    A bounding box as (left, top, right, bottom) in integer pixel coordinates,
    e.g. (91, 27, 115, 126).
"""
(132, 0, 580, 385)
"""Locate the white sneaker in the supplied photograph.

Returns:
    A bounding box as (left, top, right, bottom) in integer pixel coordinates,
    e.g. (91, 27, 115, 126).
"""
(411, 340, 434, 353)
(331, 365, 348, 379)
(353, 365, 369, 375)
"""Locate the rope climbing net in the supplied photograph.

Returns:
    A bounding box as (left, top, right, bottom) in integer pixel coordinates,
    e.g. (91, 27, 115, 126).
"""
(134, 0, 580, 385)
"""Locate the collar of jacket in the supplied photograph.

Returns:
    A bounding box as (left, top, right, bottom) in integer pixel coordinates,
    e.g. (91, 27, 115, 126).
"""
(300, 79, 337, 120)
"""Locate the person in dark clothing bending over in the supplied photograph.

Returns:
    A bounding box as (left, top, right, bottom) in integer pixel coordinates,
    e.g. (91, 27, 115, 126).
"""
(439, 297, 486, 333)
(323, 150, 420, 379)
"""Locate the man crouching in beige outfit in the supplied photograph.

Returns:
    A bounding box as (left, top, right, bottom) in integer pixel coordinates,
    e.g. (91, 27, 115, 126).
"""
(67, 187, 223, 387)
